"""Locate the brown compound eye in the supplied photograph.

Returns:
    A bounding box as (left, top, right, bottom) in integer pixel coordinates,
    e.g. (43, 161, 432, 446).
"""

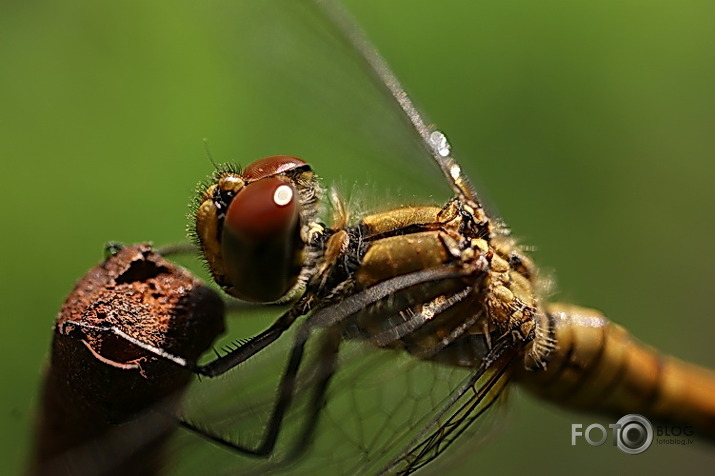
(224, 178, 298, 240)
(220, 177, 302, 302)
(242, 155, 308, 182)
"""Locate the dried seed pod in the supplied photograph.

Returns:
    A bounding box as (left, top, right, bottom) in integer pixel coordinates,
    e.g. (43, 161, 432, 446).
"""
(31, 243, 225, 476)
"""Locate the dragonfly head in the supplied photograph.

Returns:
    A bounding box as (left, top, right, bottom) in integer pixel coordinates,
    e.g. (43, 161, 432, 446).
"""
(192, 155, 320, 303)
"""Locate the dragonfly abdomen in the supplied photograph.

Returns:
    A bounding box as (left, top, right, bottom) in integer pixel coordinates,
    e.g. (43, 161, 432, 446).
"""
(519, 303, 715, 439)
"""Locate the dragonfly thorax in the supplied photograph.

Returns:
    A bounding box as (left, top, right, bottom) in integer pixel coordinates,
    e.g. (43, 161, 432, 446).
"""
(299, 193, 549, 369)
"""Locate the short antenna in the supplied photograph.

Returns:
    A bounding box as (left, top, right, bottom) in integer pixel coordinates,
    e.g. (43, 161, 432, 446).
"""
(203, 138, 219, 169)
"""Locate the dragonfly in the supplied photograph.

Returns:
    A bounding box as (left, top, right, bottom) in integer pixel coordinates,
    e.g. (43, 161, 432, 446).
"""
(40, 0, 715, 475)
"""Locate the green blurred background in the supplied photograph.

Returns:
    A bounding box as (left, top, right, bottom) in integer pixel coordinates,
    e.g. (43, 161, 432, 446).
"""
(2, 0, 714, 474)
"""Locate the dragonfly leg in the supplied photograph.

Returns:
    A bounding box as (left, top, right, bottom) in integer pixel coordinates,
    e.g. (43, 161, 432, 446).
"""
(60, 302, 305, 377)
(195, 304, 305, 377)
(308, 265, 474, 329)
(60, 319, 199, 370)
(180, 321, 340, 460)
(156, 242, 200, 257)
(285, 326, 341, 461)
(369, 288, 473, 349)
(102, 241, 199, 259)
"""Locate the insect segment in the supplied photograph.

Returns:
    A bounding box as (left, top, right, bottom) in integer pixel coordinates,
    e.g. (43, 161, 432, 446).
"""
(518, 303, 715, 437)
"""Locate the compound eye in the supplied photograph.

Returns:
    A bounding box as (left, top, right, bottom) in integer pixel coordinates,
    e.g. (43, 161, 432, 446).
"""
(220, 177, 301, 302)
(224, 178, 297, 239)
(242, 155, 308, 181)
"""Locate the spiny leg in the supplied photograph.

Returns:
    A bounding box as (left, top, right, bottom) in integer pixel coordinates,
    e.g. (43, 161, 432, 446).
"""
(179, 320, 337, 459)
(62, 265, 475, 378)
(285, 327, 342, 462)
(369, 287, 474, 349)
(60, 301, 306, 377)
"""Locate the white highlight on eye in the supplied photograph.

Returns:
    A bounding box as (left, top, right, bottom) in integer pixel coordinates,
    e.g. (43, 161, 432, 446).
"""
(429, 130, 451, 157)
(273, 184, 294, 206)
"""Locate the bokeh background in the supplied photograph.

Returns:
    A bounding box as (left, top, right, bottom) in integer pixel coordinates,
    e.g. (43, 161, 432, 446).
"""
(2, 0, 714, 474)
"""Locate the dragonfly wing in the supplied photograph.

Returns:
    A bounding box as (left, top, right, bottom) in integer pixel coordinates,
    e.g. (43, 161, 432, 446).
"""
(383, 345, 516, 475)
(199, 0, 456, 206)
(171, 316, 516, 475)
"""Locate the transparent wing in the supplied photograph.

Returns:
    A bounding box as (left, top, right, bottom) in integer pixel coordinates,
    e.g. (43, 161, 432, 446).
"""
(170, 309, 516, 475)
(194, 0, 453, 207)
